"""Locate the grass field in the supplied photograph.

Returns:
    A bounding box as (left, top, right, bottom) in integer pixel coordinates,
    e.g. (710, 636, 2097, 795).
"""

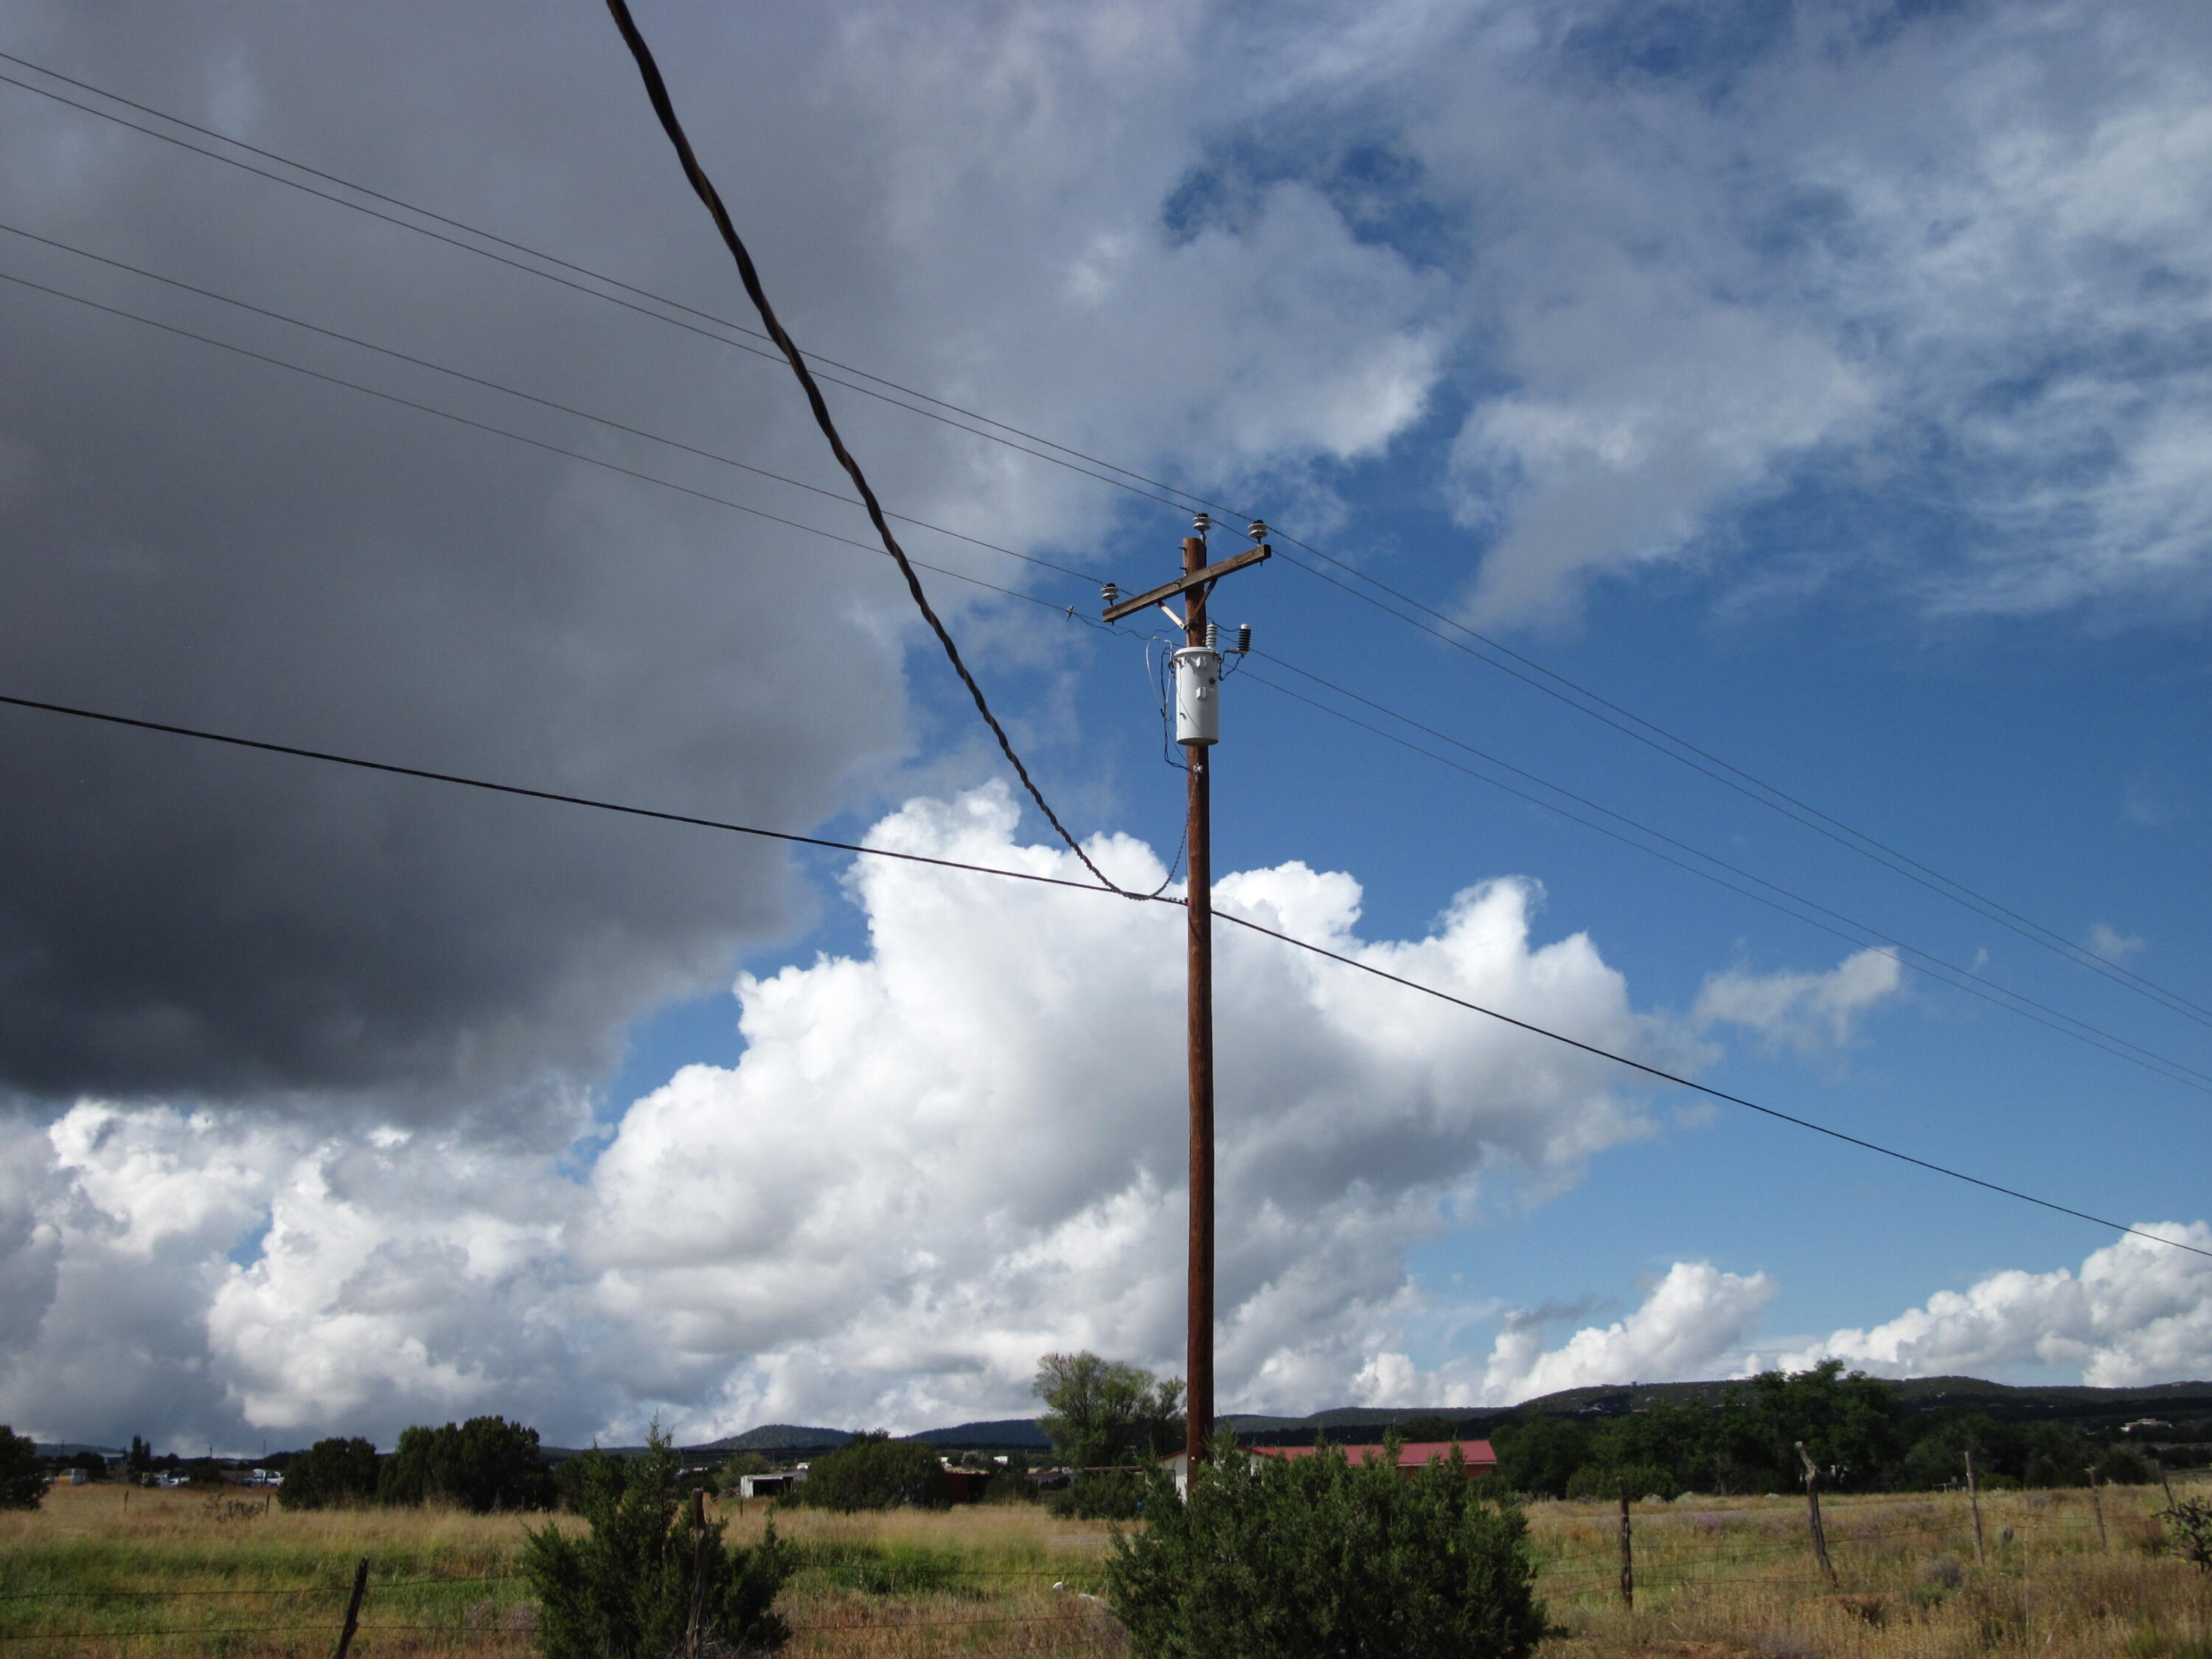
(4, 1478, 2207, 1656)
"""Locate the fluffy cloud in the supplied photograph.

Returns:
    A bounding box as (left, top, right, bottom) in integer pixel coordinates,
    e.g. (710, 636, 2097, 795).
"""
(0, 789, 1688, 1447)
(1349, 1263, 1776, 1411)
(1468, 1263, 1775, 1406)
(2087, 923, 2147, 963)
(1366, 0, 2212, 623)
(0, 0, 1446, 1109)
(1694, 947, 1904, 1054)
(1779, 1224, 2212, 1385)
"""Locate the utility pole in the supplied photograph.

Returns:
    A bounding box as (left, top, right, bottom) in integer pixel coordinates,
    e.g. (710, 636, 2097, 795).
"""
(1102, 515, 1270, 1471)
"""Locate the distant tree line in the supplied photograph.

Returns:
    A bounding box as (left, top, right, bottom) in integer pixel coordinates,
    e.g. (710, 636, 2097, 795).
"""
(1488, 1362, 2165, 1499)
(273, 1416, 555, 1512)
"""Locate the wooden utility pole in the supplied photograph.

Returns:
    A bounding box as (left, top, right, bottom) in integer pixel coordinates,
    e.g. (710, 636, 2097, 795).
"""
(1180, 532, 1217, 1472)
(1102, 518, 1270, 1471)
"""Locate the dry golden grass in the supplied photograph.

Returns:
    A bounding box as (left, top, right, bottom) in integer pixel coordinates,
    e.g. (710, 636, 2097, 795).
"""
(4, 1477, 2208, 1656)
(1530, 1479, 2212, 1659)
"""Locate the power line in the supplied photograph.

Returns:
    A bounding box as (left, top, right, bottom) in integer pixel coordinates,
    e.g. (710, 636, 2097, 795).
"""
(0, 691, 1121, 901)
(0, 688, 2201, 1262)
(6, 47, 2191, 1026)
(1208, 907, 2212, 1262)
(1261, 550, 2212, 1033)
(7, 255, 2199, 1102)
(599, 0, 1118, 894)
(0, 56, 1205, 526)
(0, 265, 1092, 625)
(1241, 658, 2212, 1096)
(0, 218, 1102, 587)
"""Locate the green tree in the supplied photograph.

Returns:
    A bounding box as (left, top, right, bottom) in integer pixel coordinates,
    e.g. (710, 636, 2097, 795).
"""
(1108, 1436, 1546, 1659)
(1898, 1407, 1997, 1489)
(279, 1437, 380, 1510)
(377, 1416, 554, 1512)
(1399, 1414, 1480, 1444)
(0, 1426, 43, 1510)
(1714, 1361, 1902, 1491)
(984, 1453, 1037, 1504)
(1033, 1352, 1185, 1468)
(1492, 1413, 1590, 1499)
(790, 1431, 946, 1512)
(1565, 1461, 1678, 1503)
(1598, 1400, 1713, 1492)
(552, 1447, 622, 1515)
(523, 1426, 793, 1659)
(127, 1436, 153, 1476)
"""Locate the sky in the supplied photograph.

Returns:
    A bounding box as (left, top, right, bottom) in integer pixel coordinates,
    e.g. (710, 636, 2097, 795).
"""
(0, 0, 2209, 1453)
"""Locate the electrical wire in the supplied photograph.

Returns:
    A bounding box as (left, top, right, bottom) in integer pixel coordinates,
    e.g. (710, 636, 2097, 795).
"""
(6, 47, 2193, 1028)
(1259, 550, 2212, 1034)
(1207, 905, 2212, 1261)
(1241, 659, 2212, 1097)
(0, 217, 1101, 587)
(0, 690, 1125, 903)
(1, 689, 2203, 1262)
(0, 265, 1092, 627)
(5, 255, 2202, 1105)
(599, 0, 1119, 894)
(0, 57, 1206, 526)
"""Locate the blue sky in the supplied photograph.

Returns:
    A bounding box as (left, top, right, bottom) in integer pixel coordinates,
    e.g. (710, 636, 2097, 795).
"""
(2, 0, 2210, 1447)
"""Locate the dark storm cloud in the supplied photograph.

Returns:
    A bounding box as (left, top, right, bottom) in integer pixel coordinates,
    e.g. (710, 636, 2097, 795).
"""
(0, 1, 915, 1105)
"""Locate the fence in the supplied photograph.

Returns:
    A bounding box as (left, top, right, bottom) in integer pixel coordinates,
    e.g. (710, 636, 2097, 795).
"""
(0, 1562, 1127, 1657)
(1, 1480, 2194, 1656)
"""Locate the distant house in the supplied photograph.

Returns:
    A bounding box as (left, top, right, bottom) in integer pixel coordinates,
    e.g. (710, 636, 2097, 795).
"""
(736, 1471, 805, 1500)
(1161, 1440, 1498, 1495)
(938, 1467, 992, 1503)
(1254, 1441, 1498, 1476)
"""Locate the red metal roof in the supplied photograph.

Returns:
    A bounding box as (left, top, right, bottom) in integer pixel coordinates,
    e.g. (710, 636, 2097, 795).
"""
(1253, 1440, 1496, 1470)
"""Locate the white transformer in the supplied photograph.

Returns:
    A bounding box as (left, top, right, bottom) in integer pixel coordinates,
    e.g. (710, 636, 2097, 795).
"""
(1173, 645, 1222, 745)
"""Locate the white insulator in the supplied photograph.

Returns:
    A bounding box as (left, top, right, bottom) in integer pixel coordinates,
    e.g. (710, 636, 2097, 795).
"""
(1173, 645, 1222, 745)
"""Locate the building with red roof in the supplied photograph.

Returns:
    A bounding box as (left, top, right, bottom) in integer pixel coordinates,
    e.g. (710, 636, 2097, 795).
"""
(1252, 1440, 1498, 1475)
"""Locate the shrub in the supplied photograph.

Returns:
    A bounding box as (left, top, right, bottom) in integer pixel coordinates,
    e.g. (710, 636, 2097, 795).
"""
(1049, 1468, 1152, 1520)
(2161, 1497, 2212, 1573)
(984, 1457, 1038, 1504)
(279, 1436, 380, 1511)
(787, 1432, 946, 1512)
(0, 1426, 42, 1510)
(552, 1447, 622, 1514)
(378, 1416, 554, 1512)
(522, 1426, 793, 1659)
(1565, 1462, 1678, 1503)
(1107, 1437, 1547, 1659)
(2099, 1447, 2160, 1486)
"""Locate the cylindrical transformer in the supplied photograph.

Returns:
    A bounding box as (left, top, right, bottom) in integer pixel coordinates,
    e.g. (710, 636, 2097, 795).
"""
(1173, 645, 1222, 745)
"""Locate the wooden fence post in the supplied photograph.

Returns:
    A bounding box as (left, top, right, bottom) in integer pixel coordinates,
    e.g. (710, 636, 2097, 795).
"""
(1966, 1448, 1986, 1565)
(686, 1486, 709, 1659)
(1618, 1479, 1634, 1611)
(1796, 1442, 1837, 1587)
(2086, 1466, 2108, 1550)
(332, 1557, 367, 1659)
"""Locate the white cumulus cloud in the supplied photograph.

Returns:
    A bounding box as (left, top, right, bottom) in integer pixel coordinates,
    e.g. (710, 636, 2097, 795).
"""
(1779, 1224, 2212, 1385)
(1694, 947, 1904, 1054)
(0, 787, 1698, 1447)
